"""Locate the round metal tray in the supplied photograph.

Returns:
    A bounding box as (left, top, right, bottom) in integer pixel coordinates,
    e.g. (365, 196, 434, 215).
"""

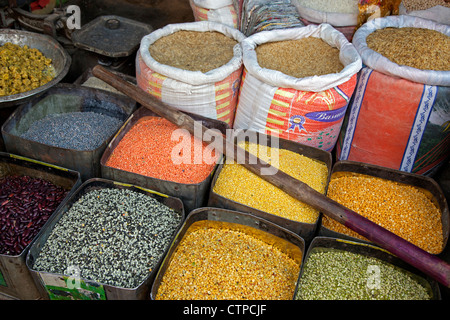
(0, 29, 71, 109)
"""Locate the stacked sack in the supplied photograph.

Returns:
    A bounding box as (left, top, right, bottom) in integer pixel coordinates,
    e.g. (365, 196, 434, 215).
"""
(136, 21, 246, 125)
(233, 23, 362, 151)
(337, 15, 450, 175)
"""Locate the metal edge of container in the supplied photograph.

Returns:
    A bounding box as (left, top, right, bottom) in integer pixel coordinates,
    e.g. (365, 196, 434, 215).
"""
(150, 207, 305, 300)
(318, 160, 450, 256)
(25, 177, 185, 300)
(100, 106, 230, 214)
(293, 236, 441, 300)
(1, 83, 137, 181)
(207, 130, 333, 242)
(0, 151, 81, 300)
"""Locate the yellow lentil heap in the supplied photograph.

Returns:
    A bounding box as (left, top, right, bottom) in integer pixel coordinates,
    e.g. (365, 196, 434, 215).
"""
(366, 27, 450, 71)
(155, 225, 301, 300)
(0, 42, 54, 97)
(322, 175, 444, 254)
(255, 37, 344, 78)
(149, 30, 238, 73)
(213, 142, 328, 223)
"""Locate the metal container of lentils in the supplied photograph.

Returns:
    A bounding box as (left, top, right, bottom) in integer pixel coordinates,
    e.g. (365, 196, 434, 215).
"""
(1, 83, 137, 181)
(294, 236, 441, 300)
(0, 152, 81, 300)
(151, 207, 305, 300)
(100, 106, 229, 213)
(26, 178, 184, 300)
(208, 130, 332, 242)
(319, 160, 449, 256)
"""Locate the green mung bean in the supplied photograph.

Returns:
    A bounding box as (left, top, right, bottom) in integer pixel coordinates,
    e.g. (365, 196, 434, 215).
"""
(295, 249, 431, 300)
(33, 188, 182, 288)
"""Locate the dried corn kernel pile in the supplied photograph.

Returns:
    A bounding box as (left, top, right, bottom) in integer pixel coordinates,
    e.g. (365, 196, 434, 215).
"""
(213, 141, 328, 223)
(155, 224, 301, 300)
(322, 175, 444, 254)
(0, 42, 54, 96)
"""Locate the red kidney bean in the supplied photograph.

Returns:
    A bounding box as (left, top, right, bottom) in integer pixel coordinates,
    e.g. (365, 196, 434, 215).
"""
(0, 175, 68, 255)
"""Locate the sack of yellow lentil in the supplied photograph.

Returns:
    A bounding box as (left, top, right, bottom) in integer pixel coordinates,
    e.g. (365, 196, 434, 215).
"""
(189, 0, 239, 29)
(233, 23, 362, 151)
(136, 21, 246, 126)
(337, 16, 450, 175)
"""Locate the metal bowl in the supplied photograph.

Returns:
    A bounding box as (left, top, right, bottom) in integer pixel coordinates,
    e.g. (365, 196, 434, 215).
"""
(0, 29, 71, 109)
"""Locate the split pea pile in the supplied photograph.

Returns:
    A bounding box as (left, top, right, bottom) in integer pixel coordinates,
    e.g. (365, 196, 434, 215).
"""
(155, 223, 301, 300)
(255, 37, 344, 78)
(149, 30, 238, 73)
(322, 174, 444, 254)
(32, 188, 182, 288)
(213, 141, 328, 223)
(366, 27, 450, 71)
(106, 117, 218, 184)
(296, 249, 431, 300)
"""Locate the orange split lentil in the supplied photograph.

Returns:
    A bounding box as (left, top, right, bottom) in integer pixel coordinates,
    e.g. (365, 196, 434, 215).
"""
(322, 174, 444, 254)
(106, 117, 218, 184)
(213, 141, 328, 223)
(155, 223, 301, 300)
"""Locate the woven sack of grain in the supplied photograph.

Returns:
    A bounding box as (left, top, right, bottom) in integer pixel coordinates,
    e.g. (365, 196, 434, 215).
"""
(189, 0, 239, 29)
(399, 0, 450, 25)
(233, 23, 362, 151)
(337, 15, 450, 175)
(137, 21, 245, 125)
(291, 0, 359, 40)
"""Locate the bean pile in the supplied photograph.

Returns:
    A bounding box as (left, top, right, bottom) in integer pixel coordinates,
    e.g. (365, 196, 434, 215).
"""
(21, 112, 123, 151)
(149, 30, 238, 73)
(0, 175, 68, 255)
(213, 142, 328, 223)
(32, 188, 182, 288)
(106, 117, 218, 184)
(366, 27, 450, 71)
(322, 175, 444, 254)
(295, 249, 431, 300)
(255, 37, 344, 78)
(155, 223, 301, 300)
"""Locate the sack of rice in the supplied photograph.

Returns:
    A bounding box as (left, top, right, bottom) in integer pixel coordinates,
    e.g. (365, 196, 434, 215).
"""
(399, 0, 450, 25)
(337, 15, 450, 175)
(233, 23, 362, 151)
(291, 0, 359, 40)
(189, 0, 239, 29)
(137, 21, 245, 125)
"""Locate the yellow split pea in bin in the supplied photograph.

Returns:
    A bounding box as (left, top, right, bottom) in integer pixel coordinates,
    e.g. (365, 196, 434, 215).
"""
(209, 131, 331, 240)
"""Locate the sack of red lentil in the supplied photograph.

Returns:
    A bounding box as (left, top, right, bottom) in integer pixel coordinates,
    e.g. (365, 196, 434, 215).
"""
(399, 0, 450, 25)
(137, 21, 245, 126)
(291, 0, 359, 41)
(189, 0, 239, 29)
(233, 23, 362, 151)
(337, 15, 450, 176)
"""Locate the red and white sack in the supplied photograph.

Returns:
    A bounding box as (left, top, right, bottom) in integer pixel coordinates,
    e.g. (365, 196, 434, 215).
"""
(337, 15, 450, 175)
(233, 23, 362, 151)
(136, 21, 246, 125)
(189, 0, 239, 29)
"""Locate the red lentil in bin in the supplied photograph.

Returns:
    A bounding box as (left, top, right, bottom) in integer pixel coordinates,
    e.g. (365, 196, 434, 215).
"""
(106, 117, 218, 184)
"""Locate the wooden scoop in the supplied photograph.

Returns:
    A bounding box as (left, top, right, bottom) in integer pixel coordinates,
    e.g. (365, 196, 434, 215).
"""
(92, 65, 450, 288)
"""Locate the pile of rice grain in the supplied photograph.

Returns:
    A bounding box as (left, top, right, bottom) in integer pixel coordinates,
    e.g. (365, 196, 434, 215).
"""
(149, 30, 238, 73)
(366, 27, 450, 71)
(255, 37, 344, 78)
